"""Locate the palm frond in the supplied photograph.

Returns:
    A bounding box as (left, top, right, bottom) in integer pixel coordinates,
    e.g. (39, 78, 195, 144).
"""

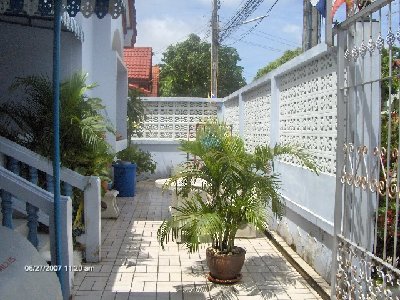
(157, 193, 223, 252)
(158, 120, 317, 253)
(1, 72, 114, 175)
(254, 143, 319, 175)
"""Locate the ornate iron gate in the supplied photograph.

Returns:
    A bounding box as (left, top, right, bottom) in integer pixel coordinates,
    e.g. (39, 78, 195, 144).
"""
(333, 0, 400, 298)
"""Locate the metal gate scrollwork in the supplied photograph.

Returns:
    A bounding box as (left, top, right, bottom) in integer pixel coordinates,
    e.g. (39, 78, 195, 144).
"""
(334, 0, 400, 298)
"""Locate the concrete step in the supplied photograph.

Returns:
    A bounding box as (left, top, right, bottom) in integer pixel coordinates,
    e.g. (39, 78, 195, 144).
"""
(37, 232, 51, 262)
(0, 215, 51, 261)
(1, 213, 82, 266)
(0, 213, 27, 235)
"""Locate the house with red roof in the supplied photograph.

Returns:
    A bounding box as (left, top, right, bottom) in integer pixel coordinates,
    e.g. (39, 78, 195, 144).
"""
(124, 47, 159, 97)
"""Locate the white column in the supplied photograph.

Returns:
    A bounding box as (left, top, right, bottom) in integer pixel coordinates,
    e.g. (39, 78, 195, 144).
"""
(269, 76, 280, 146)
(60, 195, 73, 297)
(238, 93, 244, 138)
(84, 176, 101, 262)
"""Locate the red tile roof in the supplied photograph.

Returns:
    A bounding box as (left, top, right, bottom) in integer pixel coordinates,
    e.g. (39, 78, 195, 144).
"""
(124, 47, 152, 79)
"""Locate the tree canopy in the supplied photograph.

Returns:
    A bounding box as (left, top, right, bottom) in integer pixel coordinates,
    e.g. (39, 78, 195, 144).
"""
(381, 46, 400, 110)
(159, 34, 246, 98)
(254, 48, 302, 80)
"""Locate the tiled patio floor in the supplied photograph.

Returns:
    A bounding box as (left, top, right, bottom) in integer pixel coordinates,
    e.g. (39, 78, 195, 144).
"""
(72, 181, 323, 300)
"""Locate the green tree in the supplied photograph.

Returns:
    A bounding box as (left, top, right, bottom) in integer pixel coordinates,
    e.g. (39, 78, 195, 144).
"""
(381, 46, 400, 111)
(159, 34, 246, 97)
(127, 89, 145, 147)
(254, 48, 302, 80)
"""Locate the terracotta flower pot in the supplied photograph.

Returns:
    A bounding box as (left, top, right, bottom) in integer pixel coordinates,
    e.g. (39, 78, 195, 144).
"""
(206, 246, 246, 281)
(101, 180, 109, 192)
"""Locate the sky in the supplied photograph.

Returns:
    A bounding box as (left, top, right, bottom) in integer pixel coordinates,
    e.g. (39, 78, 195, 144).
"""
(134, 0, 306, 83)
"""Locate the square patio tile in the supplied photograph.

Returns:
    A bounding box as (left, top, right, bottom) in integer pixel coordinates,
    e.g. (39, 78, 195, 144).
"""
(72, 182, 324, 300)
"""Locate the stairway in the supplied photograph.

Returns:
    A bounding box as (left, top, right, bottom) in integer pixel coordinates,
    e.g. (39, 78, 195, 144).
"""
(0, 213, 83, 267)
(0, 136, 102, 298)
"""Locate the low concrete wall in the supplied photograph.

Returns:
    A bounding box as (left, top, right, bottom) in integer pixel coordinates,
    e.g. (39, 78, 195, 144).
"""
(266, 161, 334, 283)
(133, 139, 186, 179)
(269, 212, 333, 283)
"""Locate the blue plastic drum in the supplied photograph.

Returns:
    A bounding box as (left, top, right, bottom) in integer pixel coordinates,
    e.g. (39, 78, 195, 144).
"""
(113, 162, 137, 197)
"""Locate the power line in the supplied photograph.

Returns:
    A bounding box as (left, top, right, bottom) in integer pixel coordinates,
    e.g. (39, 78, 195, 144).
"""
(247, 31, 300, 48)
(254, 30, 300, 47)
(231, 0, 281, 45)
(224, 25, 299, 49)
(224, 35, 283, 53)
(220, 0, 281, 43)
(219, 0, 267, 42)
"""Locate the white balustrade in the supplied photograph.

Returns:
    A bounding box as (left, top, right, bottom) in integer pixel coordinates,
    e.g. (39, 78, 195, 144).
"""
(0, 166, 73, 296)
(0, 137, 101, 264)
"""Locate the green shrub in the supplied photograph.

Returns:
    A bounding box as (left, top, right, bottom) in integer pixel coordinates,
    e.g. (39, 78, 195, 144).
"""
(117, 145, 156, 174)
(0, 72, 115, 179)
(0, 72, 115, 232)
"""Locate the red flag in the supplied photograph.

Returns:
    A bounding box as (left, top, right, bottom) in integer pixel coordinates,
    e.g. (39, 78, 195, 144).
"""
(331, 0, 353, 20)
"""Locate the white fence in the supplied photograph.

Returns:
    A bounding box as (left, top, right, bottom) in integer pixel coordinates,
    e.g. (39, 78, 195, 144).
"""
(141, 97, 220, 140)
(134, 97, 220, 178)
(221, 43, 337, 282)
(135, 44, 337, 282)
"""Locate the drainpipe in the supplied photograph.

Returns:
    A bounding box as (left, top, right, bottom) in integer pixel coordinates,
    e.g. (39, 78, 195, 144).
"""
(307, 1, 312, 50)
(52, 0, 64, 296)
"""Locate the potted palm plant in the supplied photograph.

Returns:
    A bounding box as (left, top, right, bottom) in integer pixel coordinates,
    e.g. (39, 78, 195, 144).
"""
(157, 120, 318, 283)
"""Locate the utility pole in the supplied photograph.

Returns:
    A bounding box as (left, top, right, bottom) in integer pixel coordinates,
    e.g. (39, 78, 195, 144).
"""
(302, 0, 321, 51)
(211, 0, 219, 98)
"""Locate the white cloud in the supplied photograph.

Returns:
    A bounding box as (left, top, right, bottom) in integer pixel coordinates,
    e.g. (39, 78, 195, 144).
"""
(135, 17, 209, 64)
(282, 24, 301, 34)
(282, 24, 302, 44)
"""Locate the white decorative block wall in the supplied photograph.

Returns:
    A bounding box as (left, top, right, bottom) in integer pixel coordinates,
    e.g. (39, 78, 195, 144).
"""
(279, 53, 337, 174)
(142, 100, 218, 140)
(243, 82, 271, 152)
(223, 97, 240, 136)
(218, 44, 337, 283)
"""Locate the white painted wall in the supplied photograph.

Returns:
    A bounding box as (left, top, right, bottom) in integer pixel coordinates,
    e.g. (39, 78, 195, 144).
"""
(132, 139, 187, 179)
(140, 97, 221, 140)
(116, 56, 128, 141)
(133, 97, 222, 178)
(0, 22, 82, 102)
(0, 16, 128, 153)
(78, 15, 128, 152)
